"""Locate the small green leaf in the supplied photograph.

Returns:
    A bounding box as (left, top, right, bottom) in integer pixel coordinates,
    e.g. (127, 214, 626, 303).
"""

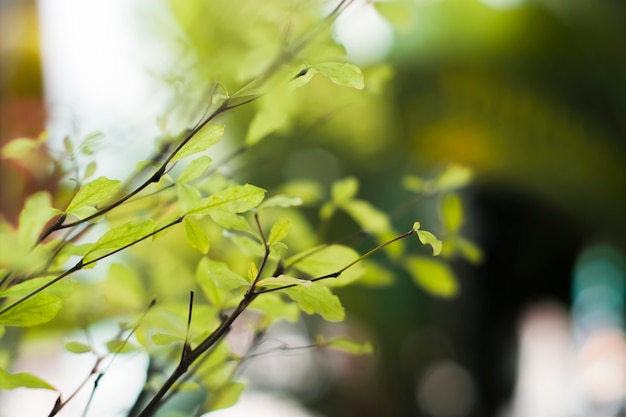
(405, 256, 458, 298)
(245, 109, 288, 146)
(417, 230, 443, 256)
(65, 176, 121, 216)
(196, 258, 221, 308)
(434, 164, 473, 191)
(249, 293, 300, 323)
(209, 210, 253, 232)
(0, 293, 62, 327)
(106, 339, 139, 354)
(443, 236, 483, 264)
(441, 193, 463, 233)
(18, 192, 63, 248)
(268, 219, 292, 245)
(65, 341, 92, 354)
(187, 184, 266, 215)
(259, 195, 303, 209)
(184, 217, 210, 254)
(331, 177, 359, 205)
(83, 220, 156, 263)
(152, 332, 184, 345)
(0, 368, 56, 390)
(312, 63, 364, 89)
(323, 337, 374, 355)
(177, 183, 202, 213)
(208, 381, 246, 411)
(178, 156, 212, 183)
(256, 274, 311, 289)
(0, 276, 55, 298)
(84, 161, 97, 181)
(290, 245, 364, 287)
(284, 283, 345, 321)
(171, 123, 224, 162)
(343, 199, 391, 235)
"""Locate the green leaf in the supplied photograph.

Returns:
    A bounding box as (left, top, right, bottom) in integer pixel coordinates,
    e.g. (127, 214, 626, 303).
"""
(441, 193, 463, 233)
(106, 339, 139, 354)
(18, 192, 63, 248)
(177, 183, 202, 213)
(0, 368, 56, 390)
(268, 219, 292, 246)
(0, 293, 62, 327)
(208, 210, 253, 232)
(245, 109, 288, 146)
(249, 293, 300, 323)
(284, 283, 345, 321)
(1, 137, 42, 160)
(312, 63, 364, 89)
(322, 337, 374, 355)
(178, 156, 212, 183)
(152, 332, 184, 345)
(208, 381, 246, 411)
(184, 217, 210, 254)
(331, 177, 359, 205)
(417, 230, 443, 256)
(171, 123, 224, 162)
(205, 259, 249, 291)
(259, 195, 303, 209)
(256, 274, 311, 289)
(65, 176, 121, 216)
(342, 199, 391, 235)
(290, 245, 364, 287)
(433, 164, 473, 191)
(83, 220, 156, 263)
(65, 341, 92, 354)
(443, 236, 483, 264)
(405, 256, 458, 298)
(0, 276, 55, 298)
(187, 184, 265, 215)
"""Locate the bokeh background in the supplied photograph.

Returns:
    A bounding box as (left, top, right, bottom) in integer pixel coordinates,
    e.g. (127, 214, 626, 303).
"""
(1, 0, 625, 416)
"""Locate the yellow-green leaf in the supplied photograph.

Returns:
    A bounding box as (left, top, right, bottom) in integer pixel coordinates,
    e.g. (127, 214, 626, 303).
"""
(0, 368, 56, 390)
(83, 220, 156, 263)
(312, 63, 364, 89)
(245, 109, 288, 146)
(256, 274, 311, 289)
(208, 210, 252, 232)
(178, 155, 212, 183)
(343, 199, 391, 235)
(259, 195, 303, 209)
(208, 381, 246, 411)
(171, 123, 224, 162)
(284, 283, 345, 321)
(268, 218, 292, 246)
(65, 341, 92, 354)
(290, 245, 364, 287)
(0, 293, 62, 327)
(417, 230, 443, 256)
(322, 337, 374, 355)
(405, 256, 458, 298)
(331, 177, 359, 205)
(187, 184, 265, 215)
(177, 183, 202, 213)
(18, 192, 63, 248)
(441, 193, 463, 233)
(65, 176, 121, 216)
(184, 217, 210, 254)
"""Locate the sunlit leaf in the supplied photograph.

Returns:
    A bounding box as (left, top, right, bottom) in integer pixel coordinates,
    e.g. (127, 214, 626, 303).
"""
(152, 332, 184, 345)
(284, 283, 345, 321)
(65, 176, 121, 216)
(178, 155, 212, 183)
(331, 177, 359, 205)
(177, 183, 202, 213)
(209, 210, 253, 232)
(256, 274, 311, 289)
(343, 199, 391, 235)
(106, 339, 139, 354)
(434, 164, 473, 191)
(312, 62, 364, 89)
(171, 123, 224, 162)
(259, 195, 303, 209)
(290, 245, 364, 287)
(249, 293, 300, 323)
(268, 219, 292, 245)
(187, 184, 265, 215)
(83, 220, 156, 263)
(322, 336, 374, 355)
(0, 368, 55, 390)
(184, 217, 210, 254)
(441, 193, 463, 233)
(208, 381, 245, 411)
(245, 109, 288, 146)
(0, 276, 55, 298)
(18, 192, 63, 248)
(0, 293, 62, 327)
(443, 236, 483, 264)
(65, 341, 92, 354)
(416, 230, 443, 256)
(405, 256, 458, 298)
